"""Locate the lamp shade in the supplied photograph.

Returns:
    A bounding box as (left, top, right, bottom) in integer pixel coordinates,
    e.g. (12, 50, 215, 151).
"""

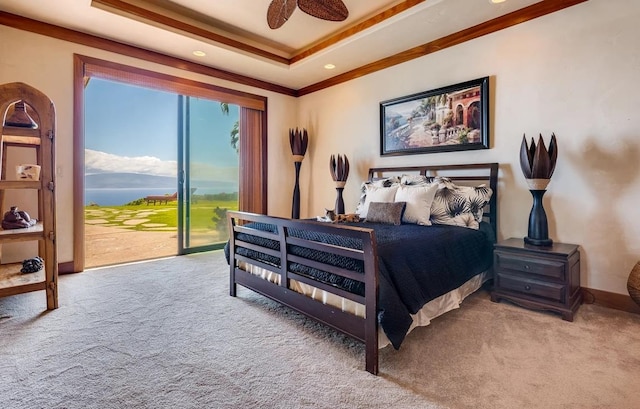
(289, 128, 309, 160)
(519, 133, 557, 180)
(329, 154, 349, 182)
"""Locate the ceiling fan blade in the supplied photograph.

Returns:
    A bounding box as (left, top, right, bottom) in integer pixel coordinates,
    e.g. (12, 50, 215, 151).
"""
(267, 0, 297, 29)
(298, 0, 349, 22)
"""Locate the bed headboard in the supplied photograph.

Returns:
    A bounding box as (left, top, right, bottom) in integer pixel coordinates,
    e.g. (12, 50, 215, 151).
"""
(367, 163, 499, 237)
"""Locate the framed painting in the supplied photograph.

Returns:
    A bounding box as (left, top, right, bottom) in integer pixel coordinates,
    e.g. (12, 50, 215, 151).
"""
(380, 77, 490, 156)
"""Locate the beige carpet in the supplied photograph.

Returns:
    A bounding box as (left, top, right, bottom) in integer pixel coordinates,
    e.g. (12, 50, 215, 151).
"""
(1, 251, 638, 409)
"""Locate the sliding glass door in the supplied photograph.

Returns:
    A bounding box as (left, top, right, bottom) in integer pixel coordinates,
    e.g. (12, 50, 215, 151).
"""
(178, 96, 239, 254)
(74, 55, 266, 272)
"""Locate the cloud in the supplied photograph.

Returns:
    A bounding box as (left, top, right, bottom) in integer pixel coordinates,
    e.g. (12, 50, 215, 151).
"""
(85, 149, 176, 176)
(85, 150, 238, 182)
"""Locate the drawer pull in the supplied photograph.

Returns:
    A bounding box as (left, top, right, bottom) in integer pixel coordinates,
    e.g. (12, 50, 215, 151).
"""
(524, 284, 532, 291)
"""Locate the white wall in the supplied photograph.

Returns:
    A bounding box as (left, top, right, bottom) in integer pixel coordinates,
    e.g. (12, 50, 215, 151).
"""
(295, 0, 640, 295)
(0, 25, 297, 263)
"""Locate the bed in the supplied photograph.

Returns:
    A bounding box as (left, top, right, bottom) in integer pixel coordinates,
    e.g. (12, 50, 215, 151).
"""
(226, 163, 499, 375)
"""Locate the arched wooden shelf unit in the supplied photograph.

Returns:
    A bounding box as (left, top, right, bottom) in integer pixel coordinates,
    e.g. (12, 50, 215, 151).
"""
(0, 82, 57, 310)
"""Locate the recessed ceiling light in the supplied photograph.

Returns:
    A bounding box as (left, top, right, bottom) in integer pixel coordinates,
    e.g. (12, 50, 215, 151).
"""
(324, 64, 336, 70)
(192, 50, 206, 57)
(491, 0, 507, 3)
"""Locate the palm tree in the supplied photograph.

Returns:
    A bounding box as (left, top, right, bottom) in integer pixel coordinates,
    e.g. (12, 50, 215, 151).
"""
(220, 102, 240, 152)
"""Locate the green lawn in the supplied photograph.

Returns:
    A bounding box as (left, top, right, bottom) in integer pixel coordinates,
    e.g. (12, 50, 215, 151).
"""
(85, 198, 238, 232)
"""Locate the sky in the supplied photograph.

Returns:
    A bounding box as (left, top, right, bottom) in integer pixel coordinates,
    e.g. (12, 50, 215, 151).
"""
(84, 78, 239, 181)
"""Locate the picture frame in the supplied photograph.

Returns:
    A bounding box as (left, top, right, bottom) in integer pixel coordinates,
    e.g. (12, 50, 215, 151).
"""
(380, 76, 490, 156)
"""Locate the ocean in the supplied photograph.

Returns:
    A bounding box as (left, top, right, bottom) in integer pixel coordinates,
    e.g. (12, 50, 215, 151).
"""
(85, 186, 237, 206)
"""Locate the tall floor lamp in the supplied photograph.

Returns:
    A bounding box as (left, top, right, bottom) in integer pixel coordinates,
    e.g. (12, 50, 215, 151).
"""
(290, 128, 308, 219)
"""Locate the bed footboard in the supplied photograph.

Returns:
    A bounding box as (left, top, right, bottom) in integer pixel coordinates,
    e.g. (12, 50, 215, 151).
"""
(227, 211, 380, 375)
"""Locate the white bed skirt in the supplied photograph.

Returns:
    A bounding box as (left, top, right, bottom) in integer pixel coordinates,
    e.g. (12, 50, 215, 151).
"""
(239, 262, 488, 348)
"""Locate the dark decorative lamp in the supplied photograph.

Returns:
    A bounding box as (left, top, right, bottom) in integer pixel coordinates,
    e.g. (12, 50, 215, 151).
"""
(329, 154, 349, 214)
(289, 128, 308, 219)
(519, 133, 558, 247)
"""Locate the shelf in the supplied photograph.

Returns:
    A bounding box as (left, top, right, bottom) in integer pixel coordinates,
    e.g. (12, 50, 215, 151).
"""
(1, 82, 58, 310)
(1, 126, 41, 138)
(0, 180, 41, 189)
(0, 262, 46, 296)
(0, 221, 45, 243)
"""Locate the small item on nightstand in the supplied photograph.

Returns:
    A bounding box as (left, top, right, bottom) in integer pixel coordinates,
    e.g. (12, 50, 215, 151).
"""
(2, 206, 37, 229)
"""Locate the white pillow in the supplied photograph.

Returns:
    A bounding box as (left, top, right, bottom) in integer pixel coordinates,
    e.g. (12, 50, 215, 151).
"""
(395, 184, 438, 225)
(355, 177, 400, 215)
(358, 185, 399, 218)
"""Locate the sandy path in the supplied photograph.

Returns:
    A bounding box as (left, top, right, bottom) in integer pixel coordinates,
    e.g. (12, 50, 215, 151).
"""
(84, 224, 177, 268)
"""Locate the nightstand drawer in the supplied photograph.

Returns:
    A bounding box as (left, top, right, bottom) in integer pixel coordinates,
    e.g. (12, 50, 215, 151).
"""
(496, 273, 565, 302)
(495, 252, 565, 280)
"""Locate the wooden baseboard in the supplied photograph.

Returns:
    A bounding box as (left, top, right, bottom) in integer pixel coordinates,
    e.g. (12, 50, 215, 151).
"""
(581, 287, 640, 315)
(58, 261, 76, 274)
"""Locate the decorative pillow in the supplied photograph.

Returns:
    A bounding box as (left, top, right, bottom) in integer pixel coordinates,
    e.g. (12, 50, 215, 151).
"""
(400, 174, 434, 186)
(365, 201, 406, 225)
(430, 182, 493, 229)
(356, 182, 399, 218)
(394, 183, 438, 225)
(355, 176, 401, 215)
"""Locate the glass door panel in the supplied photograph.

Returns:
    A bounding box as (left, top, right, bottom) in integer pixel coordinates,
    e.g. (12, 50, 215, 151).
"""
(178, 96, 239, 254)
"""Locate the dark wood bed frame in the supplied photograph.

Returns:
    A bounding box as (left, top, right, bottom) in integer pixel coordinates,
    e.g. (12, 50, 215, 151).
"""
(227, 163, 499, 375)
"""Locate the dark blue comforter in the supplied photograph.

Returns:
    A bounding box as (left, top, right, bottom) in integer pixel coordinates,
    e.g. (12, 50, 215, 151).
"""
(225, 221, 493, 349)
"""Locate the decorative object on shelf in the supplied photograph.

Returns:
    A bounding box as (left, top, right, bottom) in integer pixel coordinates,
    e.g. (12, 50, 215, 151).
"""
(628, 261, 640, 307)
(329, 154, 349, 214)
(5, 100, 37, 128)
(16, 164, 41, 181)
(519, 133, 558, 247)
(21, 256, 44, 274)
(289, 128, 309, 219)
(1, 206, 37, 229)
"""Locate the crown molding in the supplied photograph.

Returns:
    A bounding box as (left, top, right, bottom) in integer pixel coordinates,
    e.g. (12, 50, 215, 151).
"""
(0, 0, 588, 97)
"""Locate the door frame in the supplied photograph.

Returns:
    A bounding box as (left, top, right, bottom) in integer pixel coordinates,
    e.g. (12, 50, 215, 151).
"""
(72, 55, 267, 272)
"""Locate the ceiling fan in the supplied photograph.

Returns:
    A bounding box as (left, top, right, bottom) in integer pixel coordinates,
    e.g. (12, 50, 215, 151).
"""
(267, 0, 349, 29)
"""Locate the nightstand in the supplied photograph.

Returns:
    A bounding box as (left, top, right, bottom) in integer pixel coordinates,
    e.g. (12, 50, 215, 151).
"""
(490, 238, 582, 321)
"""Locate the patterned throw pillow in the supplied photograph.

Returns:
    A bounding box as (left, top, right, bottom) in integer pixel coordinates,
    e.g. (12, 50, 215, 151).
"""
(394, 183, 438, 225)
(366, 202, 406, 225)
(429, 180, 493, 230)
(400, 174, 435, 186)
